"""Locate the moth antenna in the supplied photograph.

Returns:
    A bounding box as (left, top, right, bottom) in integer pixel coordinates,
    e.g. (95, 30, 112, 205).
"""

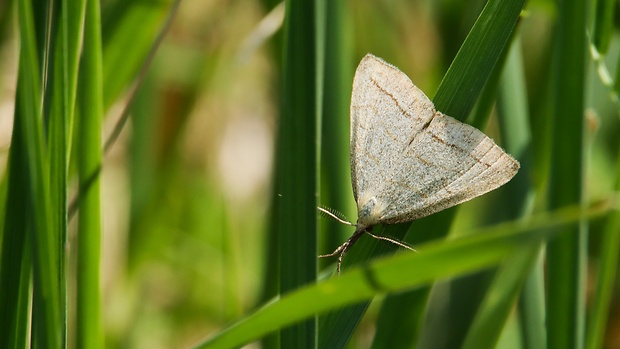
(364, 231, 418, 252)
(318, 206, 355, 226)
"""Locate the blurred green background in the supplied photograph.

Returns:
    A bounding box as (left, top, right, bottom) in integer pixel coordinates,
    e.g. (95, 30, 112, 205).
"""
(1, 0, 620, 348)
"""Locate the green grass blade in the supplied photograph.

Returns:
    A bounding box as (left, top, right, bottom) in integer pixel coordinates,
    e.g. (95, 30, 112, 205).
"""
(101, 1, 171, 109)
(614, 49, 620, 95)
(586, 204, 620, 349)
(371, 287, 427, 349)
(45, 0, 87, 345)
(592, 0, 615, 54)
(46, 0, 87, 219)
(433, 0, 525, 120)
(518, 250, 547, 349)
(76, 0, 104, 347)
(316, 4, 354, 343)
(13, 0, 62, 347)
(193, 204, 603, 349)
(585, 146, 620, 349)
(0, 128, 33, 348)
(497, 36, 546, 349)
(546, 0, 588, 348)
(462, 247, 539, 349)
(276, 0, 324, 347)
(319, 0, 354, 269)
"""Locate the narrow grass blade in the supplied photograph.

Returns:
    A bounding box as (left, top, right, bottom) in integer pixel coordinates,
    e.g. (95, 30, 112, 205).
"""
(0, 126, 33, 348)
(319, 0, 354, 268)
(592, 0, 615, 54)
(276, 0, 325, 347)
(433, 0, 525, 120)
(194, 203, 605, 349)
(462, 247, 539, 349)
(496, 36, 546, 349)
(586, 144, 620, 349)
(101, 1, 173, 109)
(518, 249, 547, 349)
(76, 0, 104, 347)
(13, 0, 62, 346)
(44, 0, 87, 345)
(546, 0, 588, 348)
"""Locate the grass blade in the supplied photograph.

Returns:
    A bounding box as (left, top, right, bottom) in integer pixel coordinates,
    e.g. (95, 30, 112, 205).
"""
(0, 124, 33, 348)
(45, 0, 87, 345)
(319, 0, 354, 270)
(76, 0, 104, 347)
(546, 0, 588, 348)
(497, 36, 546, 349)
(592, 0, 615, 54)
(194, 203, 603, 349)
(585, 145, 620, 349)
(13, 0, 62, 346)
(276, 0, 325, 347)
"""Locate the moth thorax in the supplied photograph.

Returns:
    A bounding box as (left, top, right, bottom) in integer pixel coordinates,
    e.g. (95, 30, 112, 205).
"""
(357, 194, 385, 227)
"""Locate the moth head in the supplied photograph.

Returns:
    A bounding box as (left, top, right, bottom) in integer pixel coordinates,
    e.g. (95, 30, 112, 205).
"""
(357, 193, 385, 227)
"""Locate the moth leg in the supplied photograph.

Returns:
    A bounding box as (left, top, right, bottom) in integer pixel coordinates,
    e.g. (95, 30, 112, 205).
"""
(364, 231, 418, 252)
(319, 227, 366, 275)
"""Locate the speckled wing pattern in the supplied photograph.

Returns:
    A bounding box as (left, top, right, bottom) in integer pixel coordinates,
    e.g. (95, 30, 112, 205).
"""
(350, 54, 519, 226)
